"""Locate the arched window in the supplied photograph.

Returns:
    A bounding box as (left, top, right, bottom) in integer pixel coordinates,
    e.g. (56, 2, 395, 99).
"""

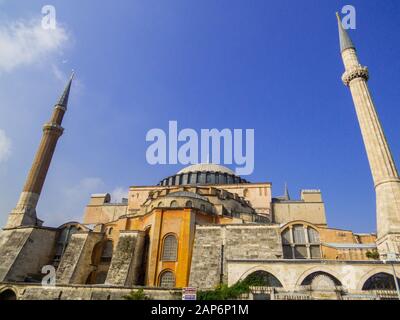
(243, 271, 283, 288)
(170, 200, 178, 208)
(200, 204, 206, 211)
(157, 201, 163, 207)
(189, 173, 197, 184)
(108, 227, 113, 235)
(159, 271, 175, 288)
(185, 200, 193, 208)
(301, 272, 341, 291)
(162, 235, 178, 261)
(362, 273, 400, 291)
(281, 225, 321, 259)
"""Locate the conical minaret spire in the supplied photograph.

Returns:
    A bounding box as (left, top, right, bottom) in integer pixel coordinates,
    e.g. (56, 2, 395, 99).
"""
(336, 12, 355, 53)
(6, 72, 74, 228)
(336, 12, 400, 257)
(56, 71, 74, 108)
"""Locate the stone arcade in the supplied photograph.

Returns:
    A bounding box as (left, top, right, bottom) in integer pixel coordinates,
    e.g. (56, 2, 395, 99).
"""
(0, 14, 400, 300)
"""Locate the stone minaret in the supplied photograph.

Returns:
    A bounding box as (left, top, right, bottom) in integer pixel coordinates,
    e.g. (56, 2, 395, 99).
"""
(337, 13, 400, 256)
(6, 73, 74, 229)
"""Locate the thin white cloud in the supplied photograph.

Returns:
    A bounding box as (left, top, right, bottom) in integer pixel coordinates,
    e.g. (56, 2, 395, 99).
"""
(0, 19, 68, 72)
(0, 129, 11, 163)
(64, 177, 105, 200)
(111, 187, 128, 203)
(51, 63, 65, 81)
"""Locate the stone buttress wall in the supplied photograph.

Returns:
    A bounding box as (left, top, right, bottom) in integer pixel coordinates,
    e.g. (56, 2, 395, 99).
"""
(56, 231, 104, 284)
(105, 230, 145, 286)
(0, 227, 57, 282)
(189, 226, 223, 289)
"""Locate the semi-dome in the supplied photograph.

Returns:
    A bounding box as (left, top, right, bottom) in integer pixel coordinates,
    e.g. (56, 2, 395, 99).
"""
(159, 163, 249, 187)
(166, 191, 208, 202)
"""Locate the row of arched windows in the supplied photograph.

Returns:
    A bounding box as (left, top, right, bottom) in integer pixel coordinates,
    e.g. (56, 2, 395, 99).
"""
(157, 200, 204, 209)
(159, 172, 248, 187)
(239, 270, 400, 293)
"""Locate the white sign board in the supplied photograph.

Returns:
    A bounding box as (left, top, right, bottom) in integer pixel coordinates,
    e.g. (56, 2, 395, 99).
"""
(182, 287, 197, 300)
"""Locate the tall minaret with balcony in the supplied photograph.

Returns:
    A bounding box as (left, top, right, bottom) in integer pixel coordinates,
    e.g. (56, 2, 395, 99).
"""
(6, 73, 74, 228)
(336, 13, 400, 256)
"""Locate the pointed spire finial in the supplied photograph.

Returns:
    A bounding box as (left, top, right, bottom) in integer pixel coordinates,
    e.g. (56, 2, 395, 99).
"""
(284, 182, 290, 201)
(336, 12, 355, 53)
(56, 70, 74, 108)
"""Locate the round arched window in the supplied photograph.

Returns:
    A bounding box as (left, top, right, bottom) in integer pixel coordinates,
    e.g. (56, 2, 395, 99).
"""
(162, 235, 178, 261)
(159, 271, 175, 288)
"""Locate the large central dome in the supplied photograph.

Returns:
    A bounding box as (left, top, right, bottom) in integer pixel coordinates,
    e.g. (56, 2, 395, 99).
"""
(177, 163, 235, 175)
(159, 163, 249, 186)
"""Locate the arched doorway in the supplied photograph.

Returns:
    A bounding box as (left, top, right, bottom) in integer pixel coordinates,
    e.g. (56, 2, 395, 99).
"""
(86, 240, 114, 284)
(0, 289, 17, 300)
(362, 272, 400, 291)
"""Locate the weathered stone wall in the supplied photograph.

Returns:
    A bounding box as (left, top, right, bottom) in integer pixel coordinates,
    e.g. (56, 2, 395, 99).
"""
(56, 231, 104, 284)
(105, 230, 145, 286)
(0, 227, 57, 282)
(189, 225, 282, 289)
(0, 283, 181, 300)
(189, 226, 223, 289)
(272, 201, 327, 226)
(225, 225, 282, 260)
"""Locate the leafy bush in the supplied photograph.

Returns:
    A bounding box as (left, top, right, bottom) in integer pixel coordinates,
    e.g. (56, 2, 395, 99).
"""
(197, 274, 269, 300)
(366, 250, 380, 260)
(123, 288, 151, 300)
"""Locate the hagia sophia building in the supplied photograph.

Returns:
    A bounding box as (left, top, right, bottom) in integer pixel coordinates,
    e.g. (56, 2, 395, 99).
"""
(0, 13, 399, 300)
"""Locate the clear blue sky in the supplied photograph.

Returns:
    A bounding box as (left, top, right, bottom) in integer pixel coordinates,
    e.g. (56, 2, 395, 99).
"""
(0, 0, 400, 233)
